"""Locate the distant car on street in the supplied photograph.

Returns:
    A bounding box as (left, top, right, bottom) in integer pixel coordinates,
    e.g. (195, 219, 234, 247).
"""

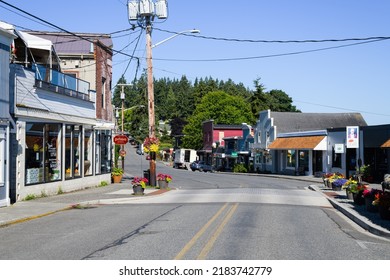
(190, 160, 214, 172)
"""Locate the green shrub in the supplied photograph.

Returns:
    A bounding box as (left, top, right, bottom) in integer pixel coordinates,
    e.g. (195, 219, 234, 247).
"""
(24, 194, 37, 201)
(233, 163, 248, 173)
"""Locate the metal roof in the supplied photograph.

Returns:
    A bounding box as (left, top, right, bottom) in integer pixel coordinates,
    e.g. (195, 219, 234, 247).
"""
(270, 112, 367, 134)
(25, 31, 112, 55)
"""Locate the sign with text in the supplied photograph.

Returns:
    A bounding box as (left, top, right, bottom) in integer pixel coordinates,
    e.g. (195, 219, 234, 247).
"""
(346, 126, 359, 148)
(113, 135, 129, 145)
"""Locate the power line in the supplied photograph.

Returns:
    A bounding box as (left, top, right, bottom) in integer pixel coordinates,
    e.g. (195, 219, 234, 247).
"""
(0, 0, 140, 60)
(154, 27, 390, 44)
(151, 39, 388, 62)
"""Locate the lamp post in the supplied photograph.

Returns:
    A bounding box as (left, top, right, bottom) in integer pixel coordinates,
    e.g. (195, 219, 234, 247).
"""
(116, 83, 132, 171)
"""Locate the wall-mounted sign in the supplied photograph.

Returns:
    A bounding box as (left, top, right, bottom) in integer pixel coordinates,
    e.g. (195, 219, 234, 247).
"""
(335, 144, 344, 154)
(114, 135, 129, 145)
(346, 126, 359, 148)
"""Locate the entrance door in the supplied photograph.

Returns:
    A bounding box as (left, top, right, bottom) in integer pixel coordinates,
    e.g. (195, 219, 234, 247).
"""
(313, 151, 323, 173)
(346, 148, 357, 178)
(0, 128, 8, 207)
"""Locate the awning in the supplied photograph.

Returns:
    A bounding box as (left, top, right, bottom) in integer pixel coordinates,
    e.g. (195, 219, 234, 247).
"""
(268, 136, 326, 150)
(16, 30, 52, 51)
(381, 138, 390, 148)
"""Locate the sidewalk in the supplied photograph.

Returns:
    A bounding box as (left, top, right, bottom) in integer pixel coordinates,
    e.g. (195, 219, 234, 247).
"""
(0, 174, 164, 228)
(1, 174, 389, 239)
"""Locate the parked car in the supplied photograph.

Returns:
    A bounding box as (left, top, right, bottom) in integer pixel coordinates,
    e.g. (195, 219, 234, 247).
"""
(190, 161, 214, 172)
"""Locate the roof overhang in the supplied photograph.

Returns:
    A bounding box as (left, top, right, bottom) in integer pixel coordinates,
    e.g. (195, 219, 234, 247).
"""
(381, 138, 390, 148)
(268, 135, 327, 150)
(16, 30, 52, 51)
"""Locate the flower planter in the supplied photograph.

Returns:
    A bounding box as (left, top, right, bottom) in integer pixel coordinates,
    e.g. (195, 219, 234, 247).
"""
(158, 180, 168, 189)
(378, 204, 390, 220)
(352, 192, 365, 205)
(346, 190, 354, 200)
(132, 184, 145, 196)
(331, 182, 341, 191)
(112, 174, 122, 183)
(364, 197, 378, 212)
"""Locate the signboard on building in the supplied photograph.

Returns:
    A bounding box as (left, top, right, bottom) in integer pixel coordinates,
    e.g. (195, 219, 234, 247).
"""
(114, 135, 129, 145)
(335, 144, 344, 154)
(346, 126, 359, 148)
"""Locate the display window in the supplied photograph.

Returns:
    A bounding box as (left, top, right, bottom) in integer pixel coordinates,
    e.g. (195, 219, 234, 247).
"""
(95, 130, 112, 175)
(65, 125, 82, 179)
(25, 123, 62, 185)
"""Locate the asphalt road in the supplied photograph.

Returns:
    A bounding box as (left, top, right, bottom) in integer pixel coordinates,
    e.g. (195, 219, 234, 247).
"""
(1, 144, 390, 260)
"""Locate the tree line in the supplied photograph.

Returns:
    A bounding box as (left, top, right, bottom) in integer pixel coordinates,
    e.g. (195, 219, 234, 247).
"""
(112, 74, 300, 149)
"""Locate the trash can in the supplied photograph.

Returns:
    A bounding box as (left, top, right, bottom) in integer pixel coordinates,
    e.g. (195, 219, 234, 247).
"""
(143, 169, 150, 183)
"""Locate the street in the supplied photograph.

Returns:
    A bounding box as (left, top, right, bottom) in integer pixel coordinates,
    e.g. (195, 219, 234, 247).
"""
(0, 144, 390, 260)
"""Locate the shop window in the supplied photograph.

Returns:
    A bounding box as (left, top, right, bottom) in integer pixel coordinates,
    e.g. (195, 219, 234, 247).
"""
(95, 130, 112, 175)
(25, 123, 62, 185)
(84, 127, 93, 176)
(287, 149, 296, 168)
(299, 150, 309, 171)
(65, 125, 82, 179)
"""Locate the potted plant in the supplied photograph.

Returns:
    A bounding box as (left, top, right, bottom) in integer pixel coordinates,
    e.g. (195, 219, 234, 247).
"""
(362, 188, 380, 212)
(156, 173, 172, 189)
(373, 190, 390, 220)
(342, 178, 358, 200)
(346, 182, 367, 205)
(111, 167, 124, 183)
(322, 173, 334, 188)
(131, 176, 148, 195)
(330, 174, 347, 191)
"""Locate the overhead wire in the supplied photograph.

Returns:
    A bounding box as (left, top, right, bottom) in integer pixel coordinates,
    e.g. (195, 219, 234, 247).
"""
(154, 27, 390, 44)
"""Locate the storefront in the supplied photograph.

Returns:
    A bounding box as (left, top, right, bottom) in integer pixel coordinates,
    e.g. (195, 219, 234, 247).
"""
(19, 120, 112, 199)
(268, 135, 327, 176)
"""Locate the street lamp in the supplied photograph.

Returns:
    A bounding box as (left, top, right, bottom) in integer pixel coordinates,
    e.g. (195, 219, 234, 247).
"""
(152, 29, 200, 48)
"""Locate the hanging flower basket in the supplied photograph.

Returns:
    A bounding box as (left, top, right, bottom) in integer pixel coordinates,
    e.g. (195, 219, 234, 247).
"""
(143, 137, 160, 153)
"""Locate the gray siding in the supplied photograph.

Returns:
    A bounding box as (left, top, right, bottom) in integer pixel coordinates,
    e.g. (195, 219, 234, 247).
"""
(12, 64, 95, 120)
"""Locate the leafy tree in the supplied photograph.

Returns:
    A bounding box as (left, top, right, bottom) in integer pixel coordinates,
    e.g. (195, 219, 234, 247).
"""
(267, 89, 301, 112)
(250, 78, 300, 120)
(182, 91, 254, 149)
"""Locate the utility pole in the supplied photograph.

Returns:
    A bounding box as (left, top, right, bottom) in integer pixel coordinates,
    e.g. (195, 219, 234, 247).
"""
(145, 16, 156, 187)
(128, 0, 168, 187)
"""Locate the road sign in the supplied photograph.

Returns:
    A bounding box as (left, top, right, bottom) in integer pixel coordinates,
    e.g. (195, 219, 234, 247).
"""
(114, 135, 129, 145)
(119, 150, 126, 157)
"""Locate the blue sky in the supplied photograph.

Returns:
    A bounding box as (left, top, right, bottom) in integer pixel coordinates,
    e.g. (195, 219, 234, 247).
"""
(1, 0, 390, 125)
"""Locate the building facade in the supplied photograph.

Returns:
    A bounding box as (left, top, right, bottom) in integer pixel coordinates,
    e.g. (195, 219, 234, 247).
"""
(0, 24, 16, 207)
(252, 110, 368, 176)
(4, 26, 114, 203)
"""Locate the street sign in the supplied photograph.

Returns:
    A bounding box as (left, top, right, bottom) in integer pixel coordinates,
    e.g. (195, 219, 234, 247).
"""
(119, 149, 126, 157)
(114, 135, 129, 145)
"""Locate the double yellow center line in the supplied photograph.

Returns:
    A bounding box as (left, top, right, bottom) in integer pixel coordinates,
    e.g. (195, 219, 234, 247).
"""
(174, 202, 239, 260)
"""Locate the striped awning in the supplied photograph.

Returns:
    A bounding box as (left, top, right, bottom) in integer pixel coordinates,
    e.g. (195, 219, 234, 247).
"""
(268, 136, 326, 150)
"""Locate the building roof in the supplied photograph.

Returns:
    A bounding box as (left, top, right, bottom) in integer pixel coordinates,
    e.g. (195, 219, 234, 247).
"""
(268, 135, 326, 150)
(381, 139, 390, 148)
(270, 112, 367, 134)
(26, 31, 112, 55)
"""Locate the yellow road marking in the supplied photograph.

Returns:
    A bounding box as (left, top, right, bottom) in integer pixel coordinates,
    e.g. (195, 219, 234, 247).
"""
(174, 203, 229, 260)
(197, 203, 239, 260)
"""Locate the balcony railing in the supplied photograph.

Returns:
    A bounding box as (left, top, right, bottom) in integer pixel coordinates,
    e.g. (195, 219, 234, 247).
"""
(33, 64, 90, 101)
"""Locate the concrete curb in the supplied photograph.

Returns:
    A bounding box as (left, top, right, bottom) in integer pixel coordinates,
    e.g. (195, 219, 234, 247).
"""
(0, 206, 72, 228)
(309, 185, 390, 238)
